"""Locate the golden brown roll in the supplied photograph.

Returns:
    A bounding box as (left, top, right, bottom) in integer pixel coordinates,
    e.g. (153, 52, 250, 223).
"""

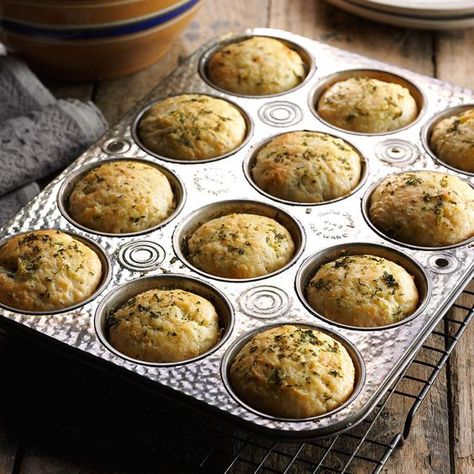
(317, 76, 418, 133)
(229, 325, 356, 418)
(107, 289, 220, 363)
(68, 160, 175, 234)
(369, 171, 474, 247)
(252, 131, 362, 203)
(429, 108, 474, 173)
(187, 213, 295, 279)
(137, 94, 247, 160)
(208, 36, 306, 95)
(307, 255, 419, 327)
(0, 230, 102, 311)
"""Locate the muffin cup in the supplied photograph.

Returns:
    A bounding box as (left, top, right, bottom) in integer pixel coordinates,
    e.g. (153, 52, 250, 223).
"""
(220, 322, 365, 422)
(361, 171, 474, 251)
(0, 229, 112, 316)
(94, 274, 234, 367)
(243, 130, 368, 206)
(172, 199, 306, 282)
(310, 69, 426, 135)
(131, 93, 254, 164)
(57, 157, 186, 237)
(421, 104, 474, 177)
(199, 34, 316, 98)
(295, 242, 431, 331)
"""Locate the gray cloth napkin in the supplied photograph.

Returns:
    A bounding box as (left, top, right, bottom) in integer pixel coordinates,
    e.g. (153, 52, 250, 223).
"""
(0, 56, 107, 227)
(0, 56, 56, 122)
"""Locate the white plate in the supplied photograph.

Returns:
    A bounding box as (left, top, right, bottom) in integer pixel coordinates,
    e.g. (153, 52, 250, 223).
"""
(325, 0, 474, 29)
(350, 0, 474, 17)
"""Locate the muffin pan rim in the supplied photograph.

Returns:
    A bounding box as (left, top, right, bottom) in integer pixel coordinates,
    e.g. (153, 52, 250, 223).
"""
(56, 156, 187, 238)
(0, 228, 112, 316)
(294, 241, 432, 331)
(309, 67, 427, 136)
(243, 128, 369, 207)
(361, 169, 474, 251)
(131, 92, 254, 164)
(421, 103, 474, 177)
(198, 33, 317, 99)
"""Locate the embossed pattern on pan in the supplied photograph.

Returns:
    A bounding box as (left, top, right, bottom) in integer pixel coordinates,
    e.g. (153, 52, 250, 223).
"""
(0, 28, 473, 439)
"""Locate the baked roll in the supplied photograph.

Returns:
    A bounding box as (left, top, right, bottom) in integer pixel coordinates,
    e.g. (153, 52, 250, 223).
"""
(252, 131, 362, 203)
(369, 171, 474, 247)
(317, 76, 418, 133)
(208, 36, 306, 95)
(107, 289, 220, 363)
(137, 94, 247, 160)
(229, 325, 356, 418)
(0, 230, 102, 311)
(187, 213, 295, 279)
(307, 254, 419, 327)
(69, 160, 175, 234)
(429, 108, 474, 173)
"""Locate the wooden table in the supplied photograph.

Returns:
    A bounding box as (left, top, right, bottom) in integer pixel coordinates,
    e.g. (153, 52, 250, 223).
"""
(1, 1, 473, 472)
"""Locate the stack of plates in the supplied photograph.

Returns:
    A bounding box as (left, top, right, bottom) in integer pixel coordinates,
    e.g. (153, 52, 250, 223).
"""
(325, 0, 474, 29)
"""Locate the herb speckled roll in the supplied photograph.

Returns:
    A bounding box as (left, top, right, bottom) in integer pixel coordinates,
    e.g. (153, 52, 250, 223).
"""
(252, 131, 362, 203)
(208, 36, 306, 96)
(307, 255, 419, 327)
(68, 161, 175, 234)
(137, 94, 247, 160)
(188, 213, 295, 279)
(429, 108, 474, 173)
(0, 230, 102, 311)
(317, 76, 418, 133)
(369, 171, 474, 247)
(229, 325, 356, 418)
(107, 289, 220, 363)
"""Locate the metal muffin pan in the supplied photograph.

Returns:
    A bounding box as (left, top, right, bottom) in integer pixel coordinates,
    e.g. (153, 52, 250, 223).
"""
(0, 27, 473, 439)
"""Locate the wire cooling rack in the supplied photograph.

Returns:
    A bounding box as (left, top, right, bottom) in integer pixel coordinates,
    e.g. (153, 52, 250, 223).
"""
(1, 282, 473, 473)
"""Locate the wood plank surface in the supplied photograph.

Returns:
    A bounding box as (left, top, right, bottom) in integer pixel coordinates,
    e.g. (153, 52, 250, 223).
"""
(435, 30, 474, 474)
(0, 1, 473, 473)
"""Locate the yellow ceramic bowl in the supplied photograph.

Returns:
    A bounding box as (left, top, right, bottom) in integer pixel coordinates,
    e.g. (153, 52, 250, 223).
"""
(0, 0, 201, 80)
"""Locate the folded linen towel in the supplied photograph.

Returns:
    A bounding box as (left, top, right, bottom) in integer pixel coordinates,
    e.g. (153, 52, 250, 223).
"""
(0, 56, 56, 122)
(0, 56, 107, 227)
(0, 99, 107, 197)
